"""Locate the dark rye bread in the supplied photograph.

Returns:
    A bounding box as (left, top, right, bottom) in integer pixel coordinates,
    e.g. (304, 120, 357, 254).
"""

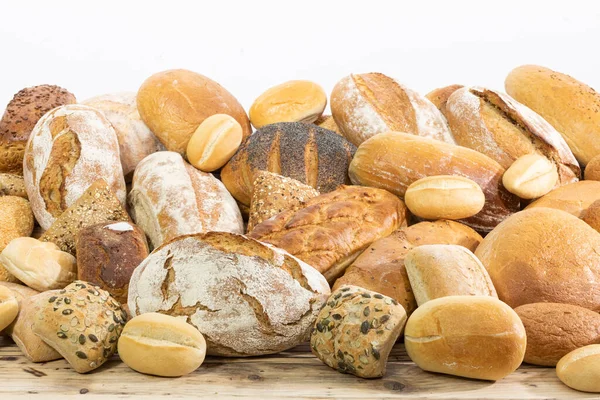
(0, 85, 76, 175)
(221, 122, 356, 206)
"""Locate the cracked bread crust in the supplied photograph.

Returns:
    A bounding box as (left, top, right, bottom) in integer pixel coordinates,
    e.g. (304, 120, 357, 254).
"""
(127, 231, 330, 357)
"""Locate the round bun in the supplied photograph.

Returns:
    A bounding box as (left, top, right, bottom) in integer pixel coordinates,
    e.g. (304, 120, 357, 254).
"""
(136, 69, 251, 155)
(475, 207, 600, 311)
(526, 180, 600, 218)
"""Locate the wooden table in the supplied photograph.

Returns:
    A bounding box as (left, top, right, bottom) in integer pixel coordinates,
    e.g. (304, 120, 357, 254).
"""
(0, 337, 594, 399)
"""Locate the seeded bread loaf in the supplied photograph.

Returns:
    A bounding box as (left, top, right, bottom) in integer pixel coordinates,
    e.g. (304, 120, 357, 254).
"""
(221, 122, 356, 207)
(0, 173, 26, 198)
(0, 85, 76, 175)
(249, 185, 408, 282)
(128, 151, 243, 250)
(128, 232, 330, 357)
(310, 285, 407, 378)
(31, 281, 127, 373)
(23, 104, 126, 230)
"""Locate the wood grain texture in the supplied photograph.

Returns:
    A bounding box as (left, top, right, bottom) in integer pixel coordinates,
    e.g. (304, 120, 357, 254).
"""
(0, 337, 593, 399)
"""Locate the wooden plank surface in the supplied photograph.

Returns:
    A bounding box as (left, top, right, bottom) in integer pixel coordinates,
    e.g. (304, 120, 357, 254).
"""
(0, 337, 594, 399)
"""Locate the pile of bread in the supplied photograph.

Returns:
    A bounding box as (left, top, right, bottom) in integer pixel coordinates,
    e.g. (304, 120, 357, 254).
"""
(1, 65, 600, 391)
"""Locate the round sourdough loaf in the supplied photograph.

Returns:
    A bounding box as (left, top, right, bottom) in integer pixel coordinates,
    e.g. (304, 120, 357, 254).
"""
(475, 208, 600, 311)
(23, 104, 126, 230)
(127, 232, 330, 356)
(128, 151, 243, 250)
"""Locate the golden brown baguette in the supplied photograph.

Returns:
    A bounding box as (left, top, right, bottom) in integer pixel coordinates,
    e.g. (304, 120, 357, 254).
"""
(425, 84, 463, 115)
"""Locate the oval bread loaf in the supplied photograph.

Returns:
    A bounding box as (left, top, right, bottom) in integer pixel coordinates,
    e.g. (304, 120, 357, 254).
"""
(186, 114, 243, 172)
(557, 345, 600, 393)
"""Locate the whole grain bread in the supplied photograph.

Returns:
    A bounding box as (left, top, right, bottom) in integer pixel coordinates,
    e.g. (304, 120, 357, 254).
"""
(0, 173, 27, 198)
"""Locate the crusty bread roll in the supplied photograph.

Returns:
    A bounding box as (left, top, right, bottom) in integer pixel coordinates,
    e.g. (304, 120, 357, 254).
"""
(333, 220, 483, 316)
(0, 196, 34, 283)
(425, 84, 463, 115)
(136, 69, 251, 155)
(82, 92, 165, 181)
(585, 154, 600, 181)
(330, 73, 454, 146)
(526, 181, 600, 219)
(505, 65, 600, 165)
(129, 151, 243, 250)
(221, 122, 356, 206)
(128, 232, 330, 357)
(502, 154, 559, 199)
(475, 208, 600, 311)
(582, 200, 600, 233)
(405, 296, 526, 381)
(186, 114, 243, 172)
(249, 185, 408, 282)
(349, 132, 520, 232)
(445, 87, 580, 184)
(0, 85, 76, 175)
(23, 104, 126, 230)
(557, 345, 600, 393)
(0, 286, 18, 332)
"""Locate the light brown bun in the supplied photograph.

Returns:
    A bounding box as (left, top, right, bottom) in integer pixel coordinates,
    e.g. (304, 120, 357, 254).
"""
(136, 69, 251, 155)
(405, 244, 497, 306)
(557, 345, 600, 392)
(585, 154, 600, 181)
(186, 114, 243, 172)
(314, 115, 342, 135)
(582, 200, 600, 232)
(0, 173, 26, 198)
(0, 85, 76, 175)
(526, 180, 600, 218)
(502, 154, 559, 199)
(349, 131, 520, 232)
(0, 285, 18, 332)
(249, 80, 327, 128)
(333, 220, 483, 317)
(425, 84, 463, 115)
(330, 73, 454, 146)
(0, 282, 38, 337)
(249, 185, 408, 283)
(118, 313, 206, 377)
(505, 65, 600, 165)
(0, 196, 34, 283)
(404, 175, 485, 220)
(405, 296, 526, 381)
(515, 303, 600, 367)
(475, 208, 600, 311)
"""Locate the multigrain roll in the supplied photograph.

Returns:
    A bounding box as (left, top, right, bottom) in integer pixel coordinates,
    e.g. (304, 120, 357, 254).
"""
(0, 85, 76, 175)
(330, 73, 454, 146)
(506, 65, 600, 165)
(221, 122, 356, 207)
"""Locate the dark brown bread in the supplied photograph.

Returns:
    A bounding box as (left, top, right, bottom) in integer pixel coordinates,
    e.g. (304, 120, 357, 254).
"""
(221, 122, 356, 206)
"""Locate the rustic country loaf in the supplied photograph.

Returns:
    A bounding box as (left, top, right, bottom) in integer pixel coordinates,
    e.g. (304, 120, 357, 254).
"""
(475, 208, 600, 311)
(76, 221, 149, 304)
(445, 87, 580, 184)
(128, 232, 330, 357)
(0, 85, 76, 175)
(23, 104, 126, 230)
(515, 303, 600, 367)
(425, 84, 463, 115)
(333, 220, 483, 317)
(0, 173, 27, 198)
(557, 345, 600, 393)
(249, 185, 408, 283)
(82, 92, 165, 181)
(310, 285, 407, 378)
(330, 73, 454, 146)
(505, 65, 600, 165)
(405, 296, 526, 381)
(349, 131, 520, 232)
(221, 122, 356, 207)
(128, 151, 243, 250)
(136, 69, 251, 155)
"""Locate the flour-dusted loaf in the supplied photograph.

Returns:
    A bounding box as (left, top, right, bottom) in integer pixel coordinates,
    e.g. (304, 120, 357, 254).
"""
(128, 151, 243, 250)
(23, 104, 126, 230)
(128, 232, 330, 357)
(83, 92, 165, 181)
(249, 185, 408, 283)
(330, 72, 454, 146)
(425, 84, 463, 115)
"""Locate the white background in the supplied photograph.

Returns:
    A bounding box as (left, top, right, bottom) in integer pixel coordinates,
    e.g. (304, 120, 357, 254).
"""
(0, 0, 599, 112)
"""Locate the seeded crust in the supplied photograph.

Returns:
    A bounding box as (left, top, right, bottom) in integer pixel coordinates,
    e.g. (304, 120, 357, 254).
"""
(31, 281, 127, 373)
(0, 173, 27, 198)
(221, 122, 356, 206)
(310, 285, 406, 378)
(0, 85, 75, 175)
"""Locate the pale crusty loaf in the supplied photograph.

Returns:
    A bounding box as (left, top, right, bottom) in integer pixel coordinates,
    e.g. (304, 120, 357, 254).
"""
(128, 232, 330, 357)
(128, 151, 243, 250)
(333, 220, 483, 317)
(310, 285, 407, 378)
(515, 303, 600, 367)
(221, 122, 356, 207)
(475, 208, 600, 311)
(330, 73, 454, 146)
(82, 92, 165, 181)
(0, 85, 76, 175)
(349, 132, 520, 232)
(249, 185, 408, 283)
(0, 173, 27, 198)
(23, 104, 126, 230)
